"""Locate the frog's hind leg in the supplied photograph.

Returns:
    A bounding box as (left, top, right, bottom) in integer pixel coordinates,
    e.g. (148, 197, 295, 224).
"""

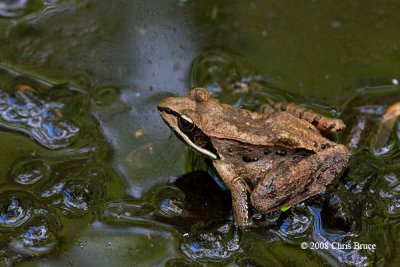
(250, 144, 349, 213)
(273, 102, 346, 134)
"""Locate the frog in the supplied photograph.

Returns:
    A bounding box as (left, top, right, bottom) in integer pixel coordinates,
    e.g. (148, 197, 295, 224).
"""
(158, 87, 349, 227)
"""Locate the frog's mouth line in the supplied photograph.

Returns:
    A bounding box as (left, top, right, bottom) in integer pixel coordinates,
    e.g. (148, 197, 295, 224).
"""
(158, 106, 219, 160)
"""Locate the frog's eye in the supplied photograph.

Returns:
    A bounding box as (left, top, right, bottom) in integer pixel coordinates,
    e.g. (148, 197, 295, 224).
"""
(178, 114, 195, 132)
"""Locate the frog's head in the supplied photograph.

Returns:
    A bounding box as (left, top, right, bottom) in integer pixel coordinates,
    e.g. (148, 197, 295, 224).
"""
(158, 87, 219, 159)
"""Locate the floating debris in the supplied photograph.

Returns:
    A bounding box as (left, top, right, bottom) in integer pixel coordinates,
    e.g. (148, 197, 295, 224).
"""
(373, 102, 400, 156)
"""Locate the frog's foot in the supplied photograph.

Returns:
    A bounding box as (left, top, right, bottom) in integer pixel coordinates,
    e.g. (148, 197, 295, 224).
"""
(250, 144, 349, 213)
(273, 102, 346, 134)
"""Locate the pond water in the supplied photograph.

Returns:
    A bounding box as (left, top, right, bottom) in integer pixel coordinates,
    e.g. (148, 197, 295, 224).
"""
(1, 0, 400, 266)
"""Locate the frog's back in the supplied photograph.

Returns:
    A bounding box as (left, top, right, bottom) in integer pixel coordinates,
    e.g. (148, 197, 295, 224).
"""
(264, 112, 335, 152)
(202, 108, 334, 153)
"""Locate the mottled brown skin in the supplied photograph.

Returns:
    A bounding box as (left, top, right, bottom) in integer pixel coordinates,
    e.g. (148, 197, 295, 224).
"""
(158, 88, 349, 227)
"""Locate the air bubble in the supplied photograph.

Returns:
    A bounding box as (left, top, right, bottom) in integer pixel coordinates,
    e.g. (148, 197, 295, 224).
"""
(0, 194, 32, 229)
(146, 185, 186, 217)
(10, 219, 58, 256)
(61, 179, 103, 217)
(11, 159, 51, 185)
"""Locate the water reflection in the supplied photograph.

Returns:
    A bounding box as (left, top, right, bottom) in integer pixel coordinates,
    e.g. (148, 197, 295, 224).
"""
(11, 222, 58, 257)
(0, 193, 32, 228)
(181, 224, 241, 263)
(0, 66, 124, 265)
(308, 206, 368, 267)
(180, 52, 395, 265)
(1, 0, 400, 265)
(278, 210, 311, 238)
(380, 172, 400, 217)
(190, 51, 291, 109)
(11, 159, 50, 185)
(343, 84, 400, 157)
(0, 0, 40, 18)
(0, 86, 79, 149)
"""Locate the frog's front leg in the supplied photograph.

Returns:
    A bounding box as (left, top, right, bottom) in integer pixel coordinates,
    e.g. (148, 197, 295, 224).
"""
(213, 161, 250, 227)
(261, 102, 346, 133)
(250, 144, 349, 213)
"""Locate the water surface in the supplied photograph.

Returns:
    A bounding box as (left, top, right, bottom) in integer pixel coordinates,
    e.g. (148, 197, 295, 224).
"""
(1, 0, 400, 266)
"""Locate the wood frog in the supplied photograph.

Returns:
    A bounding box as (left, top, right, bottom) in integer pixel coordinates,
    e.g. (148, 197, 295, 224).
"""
(158, 88, 349, 227)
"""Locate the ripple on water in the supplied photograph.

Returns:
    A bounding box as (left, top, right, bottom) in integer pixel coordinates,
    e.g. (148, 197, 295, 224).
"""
(102, 201, 154, 222)
(30, 161, 109, 217)
(0, 192, 33, 229)
(379, 173, 400, 217)
(190, 51, 240, 90)
(9, 215, 59, 257)
(0, 67, 121, 265)
(40, 182, 64, 199)
(0, 89, 80, 149)
(62, 178, 104, 217)
(10, 159, 51, 185)
(181, 224, 240, 263)
(190, 51, 288, 108)
(146, 185, 186, 218)
(93, 87, 118, 106)
(371, 121, 397, 156)
(278, 210, 312, 238)
(308, 206, 369, 267)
